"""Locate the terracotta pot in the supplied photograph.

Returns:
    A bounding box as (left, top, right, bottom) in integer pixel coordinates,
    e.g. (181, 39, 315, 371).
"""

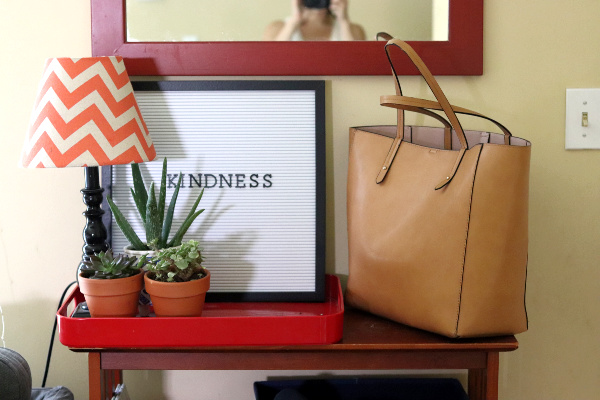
(122, 245, 162, 316)
(144, 270, 210, 317)
(78, 271, 144, 318)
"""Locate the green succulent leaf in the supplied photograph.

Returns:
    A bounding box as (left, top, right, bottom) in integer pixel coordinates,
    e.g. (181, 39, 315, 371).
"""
(145, 182, 162, 248)
(109, 158, 206, 251)
(157, 158, 167, 235)
(167, 188, 204, 247)
(160, 172, 183, 247)
(80, 248, 143, 279)
(168, 209, 205, 248)
(143, 240, 205, 283)
(131, 163, 148, 223)
(106, 196, 148, 250)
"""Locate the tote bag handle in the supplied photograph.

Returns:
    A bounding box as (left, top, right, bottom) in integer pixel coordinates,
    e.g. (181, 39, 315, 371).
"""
(376, 39, 511, 190)
(377, 39, 465, 188)
(380, 95, 514, 139)
(385, 39, 467, 145)
(377, 34, 453, 154)
(379, 35, 513, 140)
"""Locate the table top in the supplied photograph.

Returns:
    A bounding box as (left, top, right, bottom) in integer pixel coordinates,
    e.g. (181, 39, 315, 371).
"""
(72, 307, 518, 353)
(336, 307, 518, 351)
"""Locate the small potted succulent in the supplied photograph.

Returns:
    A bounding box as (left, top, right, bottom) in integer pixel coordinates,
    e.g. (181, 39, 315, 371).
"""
(143, 240, 210, 317)
(78, 249, 146, 318)
(107, 158, 205, 256)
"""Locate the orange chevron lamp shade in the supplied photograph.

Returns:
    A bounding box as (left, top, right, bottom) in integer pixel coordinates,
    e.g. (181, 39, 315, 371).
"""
(21, 56, 156, 168)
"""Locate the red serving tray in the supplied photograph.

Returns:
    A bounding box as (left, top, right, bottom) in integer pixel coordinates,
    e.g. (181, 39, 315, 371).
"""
(57, 274, 344, 348)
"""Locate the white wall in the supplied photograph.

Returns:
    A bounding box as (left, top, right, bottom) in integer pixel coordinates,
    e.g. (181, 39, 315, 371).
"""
(1, 1, 599, 399)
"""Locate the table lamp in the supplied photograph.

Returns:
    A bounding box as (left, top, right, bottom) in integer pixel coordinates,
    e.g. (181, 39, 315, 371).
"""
(20, 56, 156, 273)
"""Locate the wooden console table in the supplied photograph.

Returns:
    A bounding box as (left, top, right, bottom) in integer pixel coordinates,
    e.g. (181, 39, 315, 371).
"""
(76, 308, 517, 400)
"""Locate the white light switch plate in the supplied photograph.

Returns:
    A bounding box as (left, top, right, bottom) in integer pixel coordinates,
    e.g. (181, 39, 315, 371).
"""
(566, 88, 600, 149)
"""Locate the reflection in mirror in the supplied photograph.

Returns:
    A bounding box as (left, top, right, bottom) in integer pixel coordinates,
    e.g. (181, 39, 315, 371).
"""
(263, 0, 368, 41)
(126, 0, 448, 42)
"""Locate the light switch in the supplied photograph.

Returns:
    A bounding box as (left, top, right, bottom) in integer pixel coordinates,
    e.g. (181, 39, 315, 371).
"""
(566, 89, 600, 149)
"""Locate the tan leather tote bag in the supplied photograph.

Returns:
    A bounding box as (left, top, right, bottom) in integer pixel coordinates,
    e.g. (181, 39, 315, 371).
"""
(346, 39, 531, 338)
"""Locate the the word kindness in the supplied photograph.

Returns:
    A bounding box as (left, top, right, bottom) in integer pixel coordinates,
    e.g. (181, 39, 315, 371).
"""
(167, 173, 273, 189)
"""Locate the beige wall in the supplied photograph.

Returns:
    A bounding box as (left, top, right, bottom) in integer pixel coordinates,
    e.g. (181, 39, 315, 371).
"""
(1, 1, 599, 399)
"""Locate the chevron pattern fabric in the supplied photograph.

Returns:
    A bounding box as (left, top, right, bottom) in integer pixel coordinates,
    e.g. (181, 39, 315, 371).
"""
(21, 56, 156, 168)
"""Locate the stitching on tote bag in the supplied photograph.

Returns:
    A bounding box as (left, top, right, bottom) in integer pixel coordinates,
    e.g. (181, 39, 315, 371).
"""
(454, 145, 483, 337)
(523, 255, 529, 330)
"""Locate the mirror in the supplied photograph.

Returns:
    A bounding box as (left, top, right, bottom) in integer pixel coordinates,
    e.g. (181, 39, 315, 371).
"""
(91, 0, 483, 76)
(125, 0, 448, 42)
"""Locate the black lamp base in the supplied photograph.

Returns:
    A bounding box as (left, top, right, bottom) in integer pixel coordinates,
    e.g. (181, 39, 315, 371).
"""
(78, 166, 109, 275)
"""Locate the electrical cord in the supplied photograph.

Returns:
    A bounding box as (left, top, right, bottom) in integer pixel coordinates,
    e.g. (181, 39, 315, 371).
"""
(42, 280, 77, 388)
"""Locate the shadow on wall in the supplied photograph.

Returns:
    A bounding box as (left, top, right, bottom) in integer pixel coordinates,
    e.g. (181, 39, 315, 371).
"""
(124, 370, 165, 400)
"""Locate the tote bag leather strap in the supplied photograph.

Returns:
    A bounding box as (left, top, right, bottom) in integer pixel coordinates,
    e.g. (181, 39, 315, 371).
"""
(376, 34, 453, 177)
(377, 33, 410, 150)
(376, 33, 453, 151)
(385, 39, 466, 143)
(376, 39, 471, 189)
(380, 95, 514, 140)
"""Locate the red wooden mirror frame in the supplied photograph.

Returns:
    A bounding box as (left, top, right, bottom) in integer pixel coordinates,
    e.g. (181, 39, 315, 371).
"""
(91, 0, 483, 76)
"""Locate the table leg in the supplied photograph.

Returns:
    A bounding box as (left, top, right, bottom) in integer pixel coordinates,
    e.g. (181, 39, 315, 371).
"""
(88, 352, 123, 400)
(468, 351, 500, 400)
(88, 353, 102, 400)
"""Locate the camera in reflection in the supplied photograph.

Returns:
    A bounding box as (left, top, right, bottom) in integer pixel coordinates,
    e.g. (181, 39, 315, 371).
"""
(303, 0, 330, 9)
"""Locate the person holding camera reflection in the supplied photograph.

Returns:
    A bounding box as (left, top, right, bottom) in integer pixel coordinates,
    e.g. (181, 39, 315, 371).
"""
(263, 0, 366, 41)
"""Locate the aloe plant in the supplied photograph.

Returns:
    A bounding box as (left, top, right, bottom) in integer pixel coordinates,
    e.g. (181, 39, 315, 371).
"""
(107, 158, 205, 251)
(145, 240, 205, 282)
(80, 249, 146, 279)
